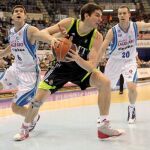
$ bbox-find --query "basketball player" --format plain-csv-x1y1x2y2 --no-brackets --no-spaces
14,3,124,141
0,5,57,133
98,5,150,124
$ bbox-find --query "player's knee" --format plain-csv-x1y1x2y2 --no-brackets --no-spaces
128,83,136,92
11,103,20,114
129,85,136,93
31,101,43,109
101,76,110,89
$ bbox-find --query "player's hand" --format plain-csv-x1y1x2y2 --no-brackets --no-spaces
65,48,79,62
51,37,61,49
0,59,6,68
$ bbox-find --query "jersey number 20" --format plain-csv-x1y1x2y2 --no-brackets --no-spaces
122,51,130,58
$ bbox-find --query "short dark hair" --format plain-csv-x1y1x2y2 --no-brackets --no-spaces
12,5,26,14
118,5,130,13
80,3,102,21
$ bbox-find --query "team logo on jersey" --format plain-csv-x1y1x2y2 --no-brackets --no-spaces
128,35,132,39
69,36,74,41
16,36,20,42
71,33,75,36
118,34,122,37
118,29,121,33
7,82,12,86
17,55,22,61
84,39,88,44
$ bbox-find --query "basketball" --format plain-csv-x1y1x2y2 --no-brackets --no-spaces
52,38,76,61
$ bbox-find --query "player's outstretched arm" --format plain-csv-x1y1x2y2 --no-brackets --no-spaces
27,26,55,45
137,21,150,32
28,18,72,48
40,18,73,46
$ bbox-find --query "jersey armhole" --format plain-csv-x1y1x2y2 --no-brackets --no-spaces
66,18,75,33
89,29,97,50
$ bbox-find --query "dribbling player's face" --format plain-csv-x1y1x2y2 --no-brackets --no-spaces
12,8,26,24
118,8,130,24
88,10,102,28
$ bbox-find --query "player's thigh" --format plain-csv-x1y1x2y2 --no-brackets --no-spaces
0,66,18,89
105,62,122,89
122,62,137,83
89,71,110,89
13,72,38,106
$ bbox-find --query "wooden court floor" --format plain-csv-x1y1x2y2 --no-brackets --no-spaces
0,82,150,117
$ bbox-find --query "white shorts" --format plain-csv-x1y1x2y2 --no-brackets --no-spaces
0,66,40,106
104,58,137,89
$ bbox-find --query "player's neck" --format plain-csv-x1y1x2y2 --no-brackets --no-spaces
14,22,25,32
78,21,93,35
119,22,130,32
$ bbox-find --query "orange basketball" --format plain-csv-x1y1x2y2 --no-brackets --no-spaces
53,38,74,61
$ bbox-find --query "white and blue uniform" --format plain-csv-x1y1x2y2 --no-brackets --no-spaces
1,23,40,106
104,21,138,89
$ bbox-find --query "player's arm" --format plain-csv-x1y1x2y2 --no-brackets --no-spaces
42,18,72,35
136,21,150,32
66,31,103,73
0,45,11,59
27,26,54,45
98,28,113,61
28,18,72,46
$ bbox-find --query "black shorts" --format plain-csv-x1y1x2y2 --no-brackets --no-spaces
40,62,91,93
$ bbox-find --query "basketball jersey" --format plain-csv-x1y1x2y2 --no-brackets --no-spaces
109,21,138,61
67,19,97,60
9,23,38,72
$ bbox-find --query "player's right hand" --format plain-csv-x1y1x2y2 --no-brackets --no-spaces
0,59,6,68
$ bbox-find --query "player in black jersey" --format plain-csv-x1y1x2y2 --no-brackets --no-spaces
14,3,124,141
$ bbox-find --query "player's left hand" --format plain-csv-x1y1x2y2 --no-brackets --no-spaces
65,49,79,62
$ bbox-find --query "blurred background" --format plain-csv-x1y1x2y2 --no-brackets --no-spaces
0,0,150,116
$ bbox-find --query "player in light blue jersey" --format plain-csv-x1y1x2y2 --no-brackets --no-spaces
0,5,58,139
98,5,150,124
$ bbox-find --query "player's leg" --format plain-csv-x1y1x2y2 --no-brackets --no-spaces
123,63,137,124
13,86,49,141
11,70,39,116
127,82,137,124
90,69,124,139
0,66,18,90
25,88,49,124
0,67,28,115
0,67,30,117
119,74,124,94
11,103,28,117
14,64,68,141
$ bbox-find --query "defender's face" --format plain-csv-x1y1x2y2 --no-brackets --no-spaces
87,10,102,28
12,8,26,23
118,8,130,23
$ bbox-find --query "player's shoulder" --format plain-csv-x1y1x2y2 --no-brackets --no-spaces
26,25,40,39
59,17,75,25
27,25,39,32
